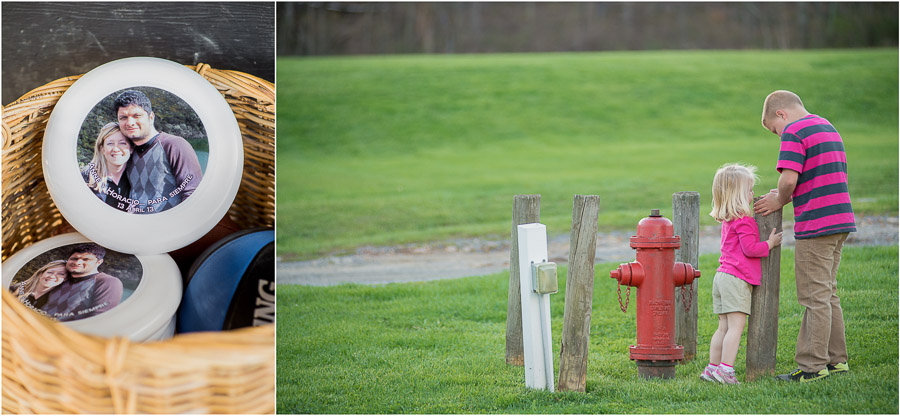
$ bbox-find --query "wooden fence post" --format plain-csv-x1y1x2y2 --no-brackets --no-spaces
507,194,540,366
746,198,782,381
673,191,700,362
557,195,599,392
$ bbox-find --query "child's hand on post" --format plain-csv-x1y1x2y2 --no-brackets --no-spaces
753,190,780,215
766,228,783,250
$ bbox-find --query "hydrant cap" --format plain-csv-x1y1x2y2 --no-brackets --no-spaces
636,214,674,238
631,210,680,248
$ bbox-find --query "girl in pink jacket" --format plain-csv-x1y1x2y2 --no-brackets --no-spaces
700,164,782,384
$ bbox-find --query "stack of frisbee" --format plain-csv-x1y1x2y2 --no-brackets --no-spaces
3,57,246,341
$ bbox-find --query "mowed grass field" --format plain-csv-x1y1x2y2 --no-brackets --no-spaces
277,246,898,414
276,49,898,259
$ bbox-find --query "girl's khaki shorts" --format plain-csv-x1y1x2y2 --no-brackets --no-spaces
711,271,752,315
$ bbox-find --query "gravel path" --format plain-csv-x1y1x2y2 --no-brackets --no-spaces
277,215,898,286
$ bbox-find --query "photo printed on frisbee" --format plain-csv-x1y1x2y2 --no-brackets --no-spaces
7,241,142,323
78,87,208,214
43,57,243,255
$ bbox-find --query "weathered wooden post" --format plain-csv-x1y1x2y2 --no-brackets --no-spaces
507,194,540,366
673,192,700,362
746,197,782,381
557,195,599,392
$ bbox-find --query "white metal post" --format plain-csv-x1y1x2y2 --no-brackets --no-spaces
517,223,555,392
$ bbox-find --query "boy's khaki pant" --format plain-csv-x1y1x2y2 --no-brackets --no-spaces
793,232,850,373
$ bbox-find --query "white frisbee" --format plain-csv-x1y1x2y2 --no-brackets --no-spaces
42,57,243,254
2,233,182,341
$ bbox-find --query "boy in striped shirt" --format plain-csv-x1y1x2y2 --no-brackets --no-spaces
754,90,856,382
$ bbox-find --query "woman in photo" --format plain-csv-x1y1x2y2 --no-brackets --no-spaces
82,122,134,212
11,259,68,311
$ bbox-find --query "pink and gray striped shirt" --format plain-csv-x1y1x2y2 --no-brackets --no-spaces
776,114,856,239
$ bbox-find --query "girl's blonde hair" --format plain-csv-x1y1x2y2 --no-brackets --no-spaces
710,163,758,222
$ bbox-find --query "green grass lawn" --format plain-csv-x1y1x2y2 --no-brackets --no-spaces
276,49,898,259
277,245,898,414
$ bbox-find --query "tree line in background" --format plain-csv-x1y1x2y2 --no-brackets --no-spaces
277,2,898,55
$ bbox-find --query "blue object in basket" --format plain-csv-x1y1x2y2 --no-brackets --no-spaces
177,228,274,333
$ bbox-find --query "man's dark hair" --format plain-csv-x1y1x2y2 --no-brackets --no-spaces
112,89,153,118
68,244,106,260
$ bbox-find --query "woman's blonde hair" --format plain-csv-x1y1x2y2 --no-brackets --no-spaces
710,163,758,222
85,122,129,192
15,259,67,301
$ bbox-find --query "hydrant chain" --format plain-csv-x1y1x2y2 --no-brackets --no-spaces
617,282,630,313
681,284,693,312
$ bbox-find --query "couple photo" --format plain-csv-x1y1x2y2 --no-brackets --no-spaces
79,88,208,214
9,243,136,322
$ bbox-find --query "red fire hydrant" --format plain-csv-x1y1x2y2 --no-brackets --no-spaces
610,209,701,379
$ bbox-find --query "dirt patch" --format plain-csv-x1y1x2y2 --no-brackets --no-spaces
277,215,897,286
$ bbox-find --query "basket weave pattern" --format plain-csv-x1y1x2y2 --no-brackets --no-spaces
1,64,275,414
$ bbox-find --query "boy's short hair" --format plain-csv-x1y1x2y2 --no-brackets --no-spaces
761,90,805,129
68,244,106,260
113,89,153,118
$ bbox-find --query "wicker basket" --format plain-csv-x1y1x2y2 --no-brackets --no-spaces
1,64,275,414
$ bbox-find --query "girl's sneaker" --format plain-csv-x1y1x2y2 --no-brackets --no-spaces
713,367,740,385
699,367,718,382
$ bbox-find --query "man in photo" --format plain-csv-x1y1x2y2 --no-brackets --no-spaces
113,89,204,214
41,244,124,321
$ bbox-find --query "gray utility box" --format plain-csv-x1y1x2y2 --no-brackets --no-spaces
531,261,558,295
